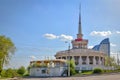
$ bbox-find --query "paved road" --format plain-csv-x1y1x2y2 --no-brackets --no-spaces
22,73,120,80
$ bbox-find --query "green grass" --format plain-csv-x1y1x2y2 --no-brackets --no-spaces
82,71,93,75
72,71,93,77
0,78,7,80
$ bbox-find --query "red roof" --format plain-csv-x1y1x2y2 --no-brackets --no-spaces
75,38,82,41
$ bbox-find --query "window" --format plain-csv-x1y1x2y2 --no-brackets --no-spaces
95,57,99,64
74,56,79,65
89,56,93,64
41,69,46,74
62,57,66,59
82,56,87,64
37,69,39,71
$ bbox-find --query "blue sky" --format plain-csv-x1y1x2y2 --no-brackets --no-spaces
0,0,120,68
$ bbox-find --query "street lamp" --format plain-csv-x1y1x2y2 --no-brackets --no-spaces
117,53,119,65
65,41,71,77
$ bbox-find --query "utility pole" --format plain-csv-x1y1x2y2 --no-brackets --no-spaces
65,41,71,77
68,43,70,77
117,51,120,66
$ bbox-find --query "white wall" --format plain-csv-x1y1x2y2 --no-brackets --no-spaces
30,67,67,77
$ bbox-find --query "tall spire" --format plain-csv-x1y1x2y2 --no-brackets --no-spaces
78,4,82,34
77,4,83,39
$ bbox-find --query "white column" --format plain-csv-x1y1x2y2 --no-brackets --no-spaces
87,56,89,65
99,56,101,65
79,56,82,70
103,57,105,65
101,57,104,65
79,56,82,65
93,56,96,65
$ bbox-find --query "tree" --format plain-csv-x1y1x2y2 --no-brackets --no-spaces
17,66,26,76
0,35,16,75
1,68,19,78
27,66,30,73
67,59,76,76
105,56,117,69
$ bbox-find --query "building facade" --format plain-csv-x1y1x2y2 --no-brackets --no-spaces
29,9,111,77
29,59,67,76
92,38,110,56
55,12,109,70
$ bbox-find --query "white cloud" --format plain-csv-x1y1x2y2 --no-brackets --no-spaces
116,31,120,34
43,33,58,39
59,34,73,41
110,52,116,54
110,43,117,47
110,52,117,58
29,55,37,60
90,31,112,37
88,46,94,49
43,33,73,41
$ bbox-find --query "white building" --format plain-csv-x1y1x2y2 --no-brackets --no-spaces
55,12,109,71
29,9,111,77
29,59,67,77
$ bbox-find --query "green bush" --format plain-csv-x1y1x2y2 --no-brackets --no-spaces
24,73,29,76
103,70,111,73
70,67,76,75
1,70,6,77
75,70,79,73
82,70,92,73
103,69,120,73
93,68,103,74
1,68,19,78
17,66,26,76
